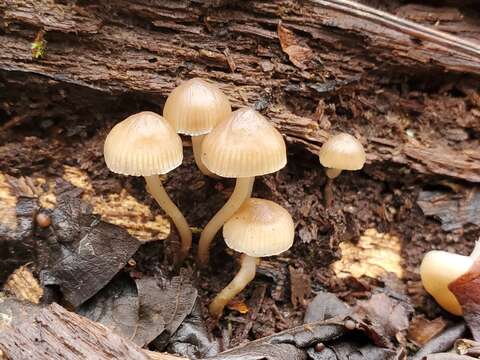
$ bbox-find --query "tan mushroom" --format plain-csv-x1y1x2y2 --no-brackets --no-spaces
163,78,232,177
104,111,191,261
209,198,294,318
318,133,365,206
420,242,480,315
197,107,287,267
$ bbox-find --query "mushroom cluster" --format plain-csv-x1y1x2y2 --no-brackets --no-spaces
103,78,370,319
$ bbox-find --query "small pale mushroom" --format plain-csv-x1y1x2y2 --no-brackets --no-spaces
209,198,295,318
104,111,192,262
420,242,480,315
163,78,232,178
197,107,287,267
318,133,365,206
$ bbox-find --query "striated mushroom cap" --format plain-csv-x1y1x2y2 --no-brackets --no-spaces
163,78,232,136
201,107,286,178
223,198,294,257
104,111,183,176
319,133,366,171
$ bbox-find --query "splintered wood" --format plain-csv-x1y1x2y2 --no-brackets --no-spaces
332,228,403,280
3,266,43,304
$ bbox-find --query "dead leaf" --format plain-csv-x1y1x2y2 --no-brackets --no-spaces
304,292,350,323
38,181,141,307
289,266,311,308
3,265,43,304
132,272,197,347
78,274,139,339
408,316,447,346
354,293,410,347
417,188,480,231
277,21,313,70
449,258,480,341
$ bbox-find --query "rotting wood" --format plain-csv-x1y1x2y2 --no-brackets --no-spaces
0,1,479,182
0,298,187,360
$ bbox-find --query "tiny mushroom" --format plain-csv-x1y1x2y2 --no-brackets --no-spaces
420,242,480,315
104,111,192,261
319,133,366,179
163,78,232,177
197,107,287,267
209,198,295,318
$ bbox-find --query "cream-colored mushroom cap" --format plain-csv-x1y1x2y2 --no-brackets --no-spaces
163,78,232,136
104,111,183,176
223,198,294,257
420,250,473,316
201,107,287,177
319,133,366,170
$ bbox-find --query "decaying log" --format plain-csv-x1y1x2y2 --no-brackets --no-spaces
1,0,479,182
0,298,186,360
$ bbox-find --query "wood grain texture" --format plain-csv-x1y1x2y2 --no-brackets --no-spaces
1,0,479,181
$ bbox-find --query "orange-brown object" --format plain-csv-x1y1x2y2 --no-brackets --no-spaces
35,212,51,228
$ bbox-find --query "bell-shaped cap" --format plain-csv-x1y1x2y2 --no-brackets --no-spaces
223,198,294,257
163,78,232,136
420,250,473,316
319,133,366,170
201,107,286,177
104,111,183,176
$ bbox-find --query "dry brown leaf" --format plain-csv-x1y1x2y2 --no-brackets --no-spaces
289,265,311,308
332,228,403,280
408,316,447,346
449,258,480,341
4,265,43,304
277,21,313,70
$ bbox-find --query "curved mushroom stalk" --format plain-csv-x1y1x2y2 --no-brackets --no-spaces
325,168,342,179
197,176,254,267
145,175,192,262
209,255,259,318
191,135,219,178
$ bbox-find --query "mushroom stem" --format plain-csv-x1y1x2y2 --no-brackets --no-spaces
324,178,334,208
145,175,192,262
191,135,219,178
209,254,259,318
197,176,254,267
326,168,342,179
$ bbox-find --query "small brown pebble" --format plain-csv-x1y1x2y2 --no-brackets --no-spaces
344,319,356,330
314,342,325,352
127,258,136,267
36,212,51,228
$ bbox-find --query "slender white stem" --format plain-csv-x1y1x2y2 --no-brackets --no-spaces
209,254,259,318
197,177,254,267
326,168,342,179
191,135,219,178
144,175,192,262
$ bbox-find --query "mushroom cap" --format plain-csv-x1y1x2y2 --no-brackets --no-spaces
319,133,366,170
420,250,473,316
104,111,183,176
163,78,232,136
201,107,287,177
223,198,294,257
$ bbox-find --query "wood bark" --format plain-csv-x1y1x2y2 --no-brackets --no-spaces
0,298,186,360
1,0,479,182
